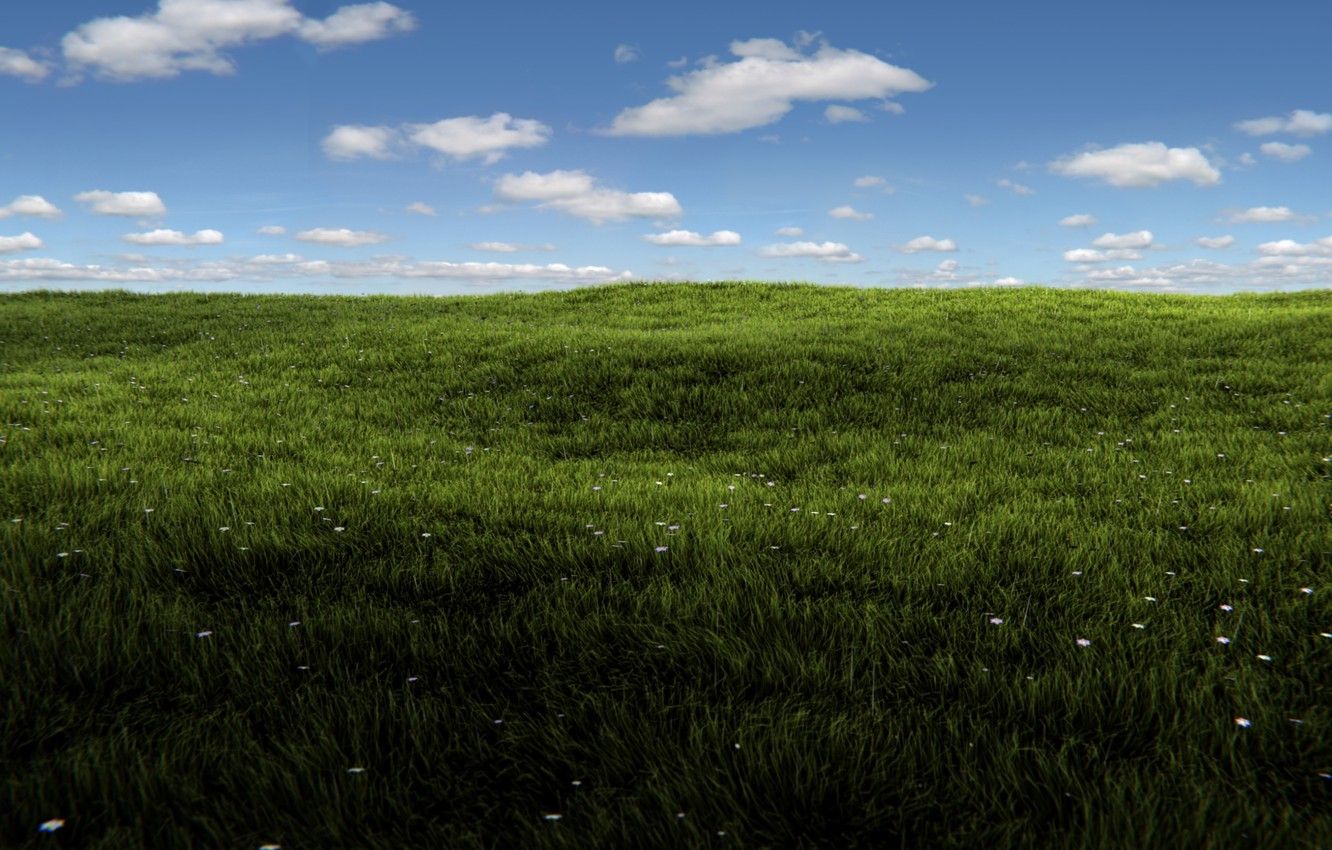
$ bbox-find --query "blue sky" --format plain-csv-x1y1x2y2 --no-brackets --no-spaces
2,0,1330,295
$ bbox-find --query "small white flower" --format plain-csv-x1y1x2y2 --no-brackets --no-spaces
543,813,563,821
346,767,366,773
1256,654,1272,662
1234,717,1251,728
1219,604,1233,612
39,819,65,833
333,526,345,532
655,546,668,553
989,617,1003,625
1216,636,1230,644
1132,623,1146,629
1076,638,1091,647
195,630,212,638
219,526,230,532
1143,596,1157,602
1299,587,1313,595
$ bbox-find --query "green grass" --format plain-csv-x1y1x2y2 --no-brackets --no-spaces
1,282,1329,849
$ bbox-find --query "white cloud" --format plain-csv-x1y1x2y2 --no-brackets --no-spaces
62,0,416,81
469,241,557,253
936,259,959,273
1060,213,1097,228
0,47,52,81
825,104,868,124
900,235,957,253
1064,248,1142,262
0,255,632,285
325,113,551,164
295,227,389,246
993,277,1024,286
606,38,932,136
257,224,286,235
323,125,396,160
1050,142,1220,187
828,205,872,220
759,241,862,262
880,101,905,115
853,175,885,188
123,228,224,246
297,2,416,49
965,194,989,207
406,113,551,164
1092,230,1153,249
1196,235,1235,249
1259,141,1312,162
614,44,639,64
996,178,1034,196
0,195,62,219
776,226,803,237
1237,152,1257,167
248,253,303,264
75,190,166,217
493,169,682,224
1235,109,1332,137
1227,206,1298,223
405,202,436,216
1256,237,1332,256
643,229,741,246
0,232,43,253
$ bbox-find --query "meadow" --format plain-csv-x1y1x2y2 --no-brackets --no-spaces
1,282,1329,849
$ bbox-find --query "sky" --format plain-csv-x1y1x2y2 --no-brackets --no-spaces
1,0,1330,296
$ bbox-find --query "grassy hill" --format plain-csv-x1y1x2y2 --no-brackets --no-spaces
2,283,1329,848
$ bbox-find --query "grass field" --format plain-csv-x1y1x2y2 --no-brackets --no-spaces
2,282,1329,849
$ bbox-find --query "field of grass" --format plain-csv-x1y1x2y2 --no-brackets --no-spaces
2,282,1329,849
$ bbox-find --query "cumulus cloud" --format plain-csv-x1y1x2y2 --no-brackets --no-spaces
257,224,286,235
1259,141,1312,162
828,205,872,220
606,37,932,136
1092,230,1153,249
0,232,43,253
825,104,868,124
993,277,1025,286
759,241,862,263
643,229,741,246
1060,213,1097,228
493,169,682,224
1256,237,1332,256
1196,235,1235,249
996,178,1034,196
295,227,389,246
965,194,989,207
0,47,52,81
405,202,436,216
853,175,888,189
1050,142,1220,187
406,113,551,164
776,226,803,237
0,255,632,285
297,2,415,48
62,0,416,81
324,113,551,164
323,125,396,160
0,195,62,219
75,190,166,217
123,228,224,245
900,235,957,253
469,241,557,253
1235,109,1332,137
614,44,639,64
1227,206,1298,223
1064,248,1143,263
